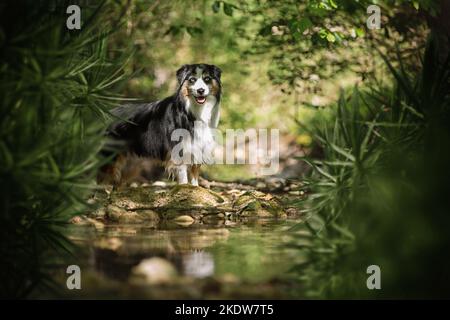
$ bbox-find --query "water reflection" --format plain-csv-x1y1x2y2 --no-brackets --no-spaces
54,219,303,298
182,251,214,278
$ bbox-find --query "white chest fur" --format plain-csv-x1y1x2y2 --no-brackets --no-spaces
185,96,220,164
187,96,219,126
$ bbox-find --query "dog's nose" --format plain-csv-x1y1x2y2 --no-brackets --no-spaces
197,88,205,95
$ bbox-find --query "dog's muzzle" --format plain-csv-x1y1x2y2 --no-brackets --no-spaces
195,96,207,104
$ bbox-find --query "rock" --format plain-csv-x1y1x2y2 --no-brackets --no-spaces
173,215,195,226
107,185,228,220
106,205,124,221
173,215,195,222
285,207,300,216
202,214,223,224
159,185,227,219
69,215,105,229
234,190,284,217
69,215,83,224
224,220,237,226
256,182,266,189
169,185,225,205
89,181,295,224
85,217,106,229
106,204,159,223
264,177,286,190
139,209,160,221
90,207,106,218
131,257,177,284
94,237,122,251
152,181,167,187
198,228,230,237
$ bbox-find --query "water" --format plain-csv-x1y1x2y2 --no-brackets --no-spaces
46,219,304,299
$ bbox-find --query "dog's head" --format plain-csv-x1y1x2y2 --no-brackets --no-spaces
176,64,222,105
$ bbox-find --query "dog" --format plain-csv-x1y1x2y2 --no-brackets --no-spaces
98,63,222,187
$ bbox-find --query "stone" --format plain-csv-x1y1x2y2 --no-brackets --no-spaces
152,181,167,187
106,205,159,223
256,182,266,189
234,190,284,217
94,237,122,250
131,257,177,284
69,215,83,224
130,182,139,188
173,215,195,226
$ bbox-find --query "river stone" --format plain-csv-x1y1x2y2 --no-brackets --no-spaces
234,190,285,217
173,215,195,226
106,204,159,223
94,237,123,251
130,257,178,284
87,183,294,224
69,215,105,229
103,185,229,221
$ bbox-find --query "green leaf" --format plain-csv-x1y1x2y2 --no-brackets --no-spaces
212,1,221,13
223,2,233,16
326,33,336,43
329,0,338,9
186,26,203,37
329,142,356,162
355,27,365,37
298,17,313,33
258,25,272,36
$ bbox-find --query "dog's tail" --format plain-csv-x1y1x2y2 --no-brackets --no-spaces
97,152,128,187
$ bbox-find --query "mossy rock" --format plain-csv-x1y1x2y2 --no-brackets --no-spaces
160,185,227,219
106,204,160,223
234,190,285,217
90,184,288,223
104,185,228,221
109,187,161,210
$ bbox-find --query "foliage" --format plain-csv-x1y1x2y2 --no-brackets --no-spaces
245,0,430,96
0,0,447,299
0,0,127,297
292,34,450,298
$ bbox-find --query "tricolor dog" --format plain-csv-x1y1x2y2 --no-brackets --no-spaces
98,64,222,187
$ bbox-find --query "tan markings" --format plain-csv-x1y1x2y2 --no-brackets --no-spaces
181,81,189,97
189,164,201,181
97,152,127,188
210,79,220,95
98,154,168,188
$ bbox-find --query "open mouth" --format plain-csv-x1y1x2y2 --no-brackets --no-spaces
195,96,207,105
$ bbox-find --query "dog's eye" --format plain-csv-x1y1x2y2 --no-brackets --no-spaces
203,76,211,83
189,77,196,83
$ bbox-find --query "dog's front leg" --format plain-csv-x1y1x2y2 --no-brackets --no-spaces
175,164,188,184
189,164,200,186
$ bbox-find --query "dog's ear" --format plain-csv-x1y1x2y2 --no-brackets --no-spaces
176,64,189,85
212,65,222,81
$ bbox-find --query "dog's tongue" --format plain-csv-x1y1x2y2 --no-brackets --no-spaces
196,96,206,104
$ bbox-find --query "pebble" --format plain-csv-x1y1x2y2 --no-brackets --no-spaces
130,182,139,188
131,257,177,284
173,215,195,223
152,181,167,187
256,182,266,189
